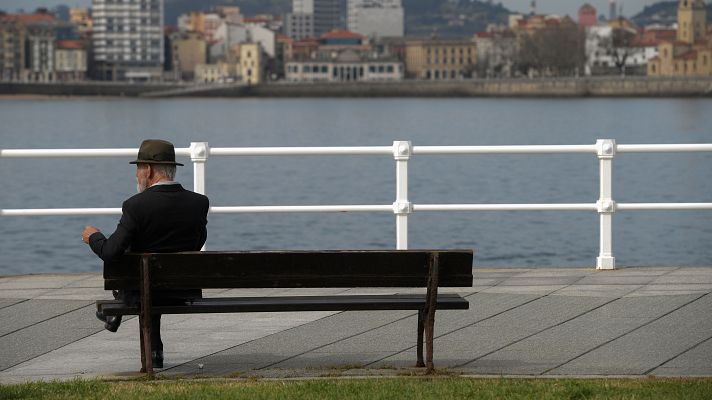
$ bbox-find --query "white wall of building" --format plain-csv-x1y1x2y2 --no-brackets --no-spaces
348,0,403,38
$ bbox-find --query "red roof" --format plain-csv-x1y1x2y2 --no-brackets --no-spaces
276,33,292,42
320,30,364,40
57,40,84,50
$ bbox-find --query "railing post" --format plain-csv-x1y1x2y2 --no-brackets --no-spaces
190,142,209,251
190,142,209,195
393,141,412,250
596,139,616,270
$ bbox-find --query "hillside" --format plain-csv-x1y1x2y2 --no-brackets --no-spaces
631,1,712,26
163,0,512,37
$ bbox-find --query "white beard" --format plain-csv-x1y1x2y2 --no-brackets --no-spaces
137,178,148,193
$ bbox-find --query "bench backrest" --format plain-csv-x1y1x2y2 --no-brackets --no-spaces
104,250,474,290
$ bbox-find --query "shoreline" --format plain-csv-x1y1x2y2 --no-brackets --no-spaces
2,77,712,98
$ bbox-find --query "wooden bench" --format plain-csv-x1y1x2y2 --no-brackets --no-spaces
96,250,474,374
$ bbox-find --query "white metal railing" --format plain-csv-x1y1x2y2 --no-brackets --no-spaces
2,140,711,270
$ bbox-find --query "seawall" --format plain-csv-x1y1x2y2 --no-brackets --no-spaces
2,77,712,98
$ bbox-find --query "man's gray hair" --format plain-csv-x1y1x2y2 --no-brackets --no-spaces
152,164,176,181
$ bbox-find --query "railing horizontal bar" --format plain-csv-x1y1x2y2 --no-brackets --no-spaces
209,147,393,156
414,204,597,211
413,145,596,155
5,203,712,217
0,149,142,158
617,144,712,153
617,203,712,210
1,208,122,216
210,205,393,213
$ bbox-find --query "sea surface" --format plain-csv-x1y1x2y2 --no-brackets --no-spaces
1,97,711,275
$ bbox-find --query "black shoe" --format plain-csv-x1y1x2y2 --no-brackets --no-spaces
104,315,122,333
95,310,122,332
152,350,164,369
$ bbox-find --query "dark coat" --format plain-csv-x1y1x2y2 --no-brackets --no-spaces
89,183,209,261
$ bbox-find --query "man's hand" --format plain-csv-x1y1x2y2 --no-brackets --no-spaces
82,225,100,244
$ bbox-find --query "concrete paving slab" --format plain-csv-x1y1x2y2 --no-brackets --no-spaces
0,299,25,310
651,337,712,376
61,275,103,288
498,276,582,286
652,274,712,284
548,293,712,375
36,288,109,301
163,310,415,377
625,284,712,297
0,304,100,371
576,275,658,285
0,289,52,299
481,285,567,295
552,285,642,297
0,299,92,337
462,295,699,375
0,275,90,290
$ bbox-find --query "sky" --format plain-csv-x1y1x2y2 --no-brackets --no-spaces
0,0,665,19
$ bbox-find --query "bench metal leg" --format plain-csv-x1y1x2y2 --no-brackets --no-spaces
139,256,154,375
416,309,425,367
425,253,439,373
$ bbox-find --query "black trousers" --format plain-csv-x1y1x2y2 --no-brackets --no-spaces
115,289,201,352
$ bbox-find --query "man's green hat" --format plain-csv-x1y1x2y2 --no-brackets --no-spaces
130,139,184,166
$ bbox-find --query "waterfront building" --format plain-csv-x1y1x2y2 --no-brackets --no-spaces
404,39,477,79
194,61,234,83
284,12,314,41
285,49,402,81
55,39,87,81
647,0,712,76
473,28,517,78
69,8,93,34
0,17,26,81
239,42,264,84
171,31,206,81
209,22,276,76
91,0,164,81
177,12,224,43
285,0,341,40
609,0,617,20
347,0,404,38
584,24,654,76
26,22,56,82
275,33,294,79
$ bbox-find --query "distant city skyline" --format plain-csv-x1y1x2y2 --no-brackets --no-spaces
0,0,667,19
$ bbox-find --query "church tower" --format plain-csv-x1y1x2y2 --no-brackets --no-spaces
677,0,707,44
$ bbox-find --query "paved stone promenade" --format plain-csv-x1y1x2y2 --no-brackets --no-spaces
1,267,711,383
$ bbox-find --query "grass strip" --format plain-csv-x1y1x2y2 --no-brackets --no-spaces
1,377,712,400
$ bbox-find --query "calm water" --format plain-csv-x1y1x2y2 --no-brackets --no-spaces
1,97,711,275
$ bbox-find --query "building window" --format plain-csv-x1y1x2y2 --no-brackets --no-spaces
387,65,394,73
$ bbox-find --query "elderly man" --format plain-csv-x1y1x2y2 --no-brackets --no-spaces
82,139,209,369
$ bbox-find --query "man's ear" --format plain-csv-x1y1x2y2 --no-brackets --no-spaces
146,164,153,178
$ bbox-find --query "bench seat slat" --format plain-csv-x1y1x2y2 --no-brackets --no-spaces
98,293,469,315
